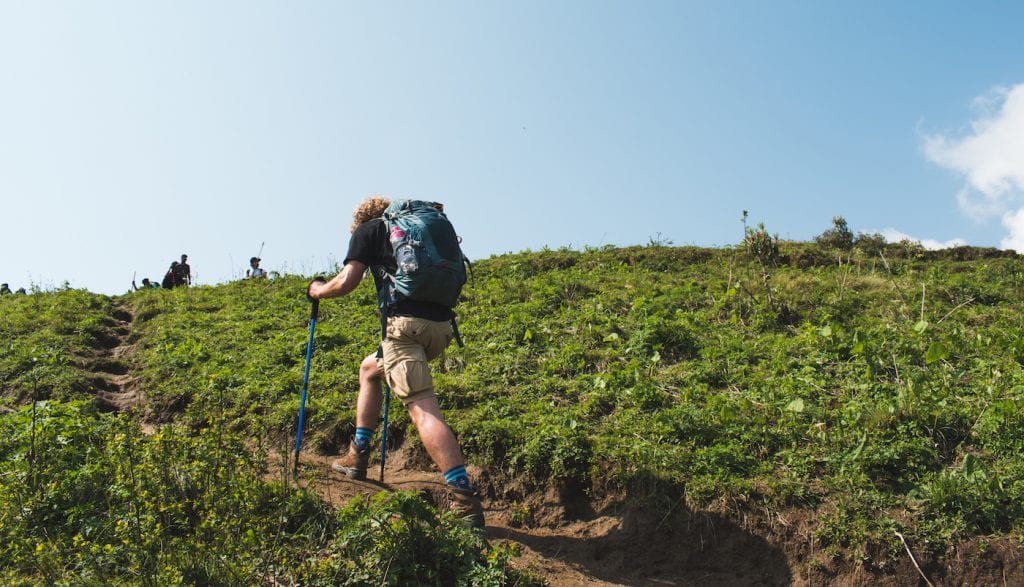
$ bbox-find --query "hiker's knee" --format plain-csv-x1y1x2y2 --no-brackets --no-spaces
406,396,448,431
359,355,381,382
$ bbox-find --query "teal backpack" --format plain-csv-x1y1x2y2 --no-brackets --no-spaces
379,199,468,309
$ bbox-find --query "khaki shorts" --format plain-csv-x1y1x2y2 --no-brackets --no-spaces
377,316,452,405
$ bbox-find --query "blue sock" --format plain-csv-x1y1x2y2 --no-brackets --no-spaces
444,465,473,491
354,427,374,449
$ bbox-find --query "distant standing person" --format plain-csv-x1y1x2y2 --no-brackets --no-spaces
246,257,266,278
307,196,482,527
176,254,192,286
0,283,11,295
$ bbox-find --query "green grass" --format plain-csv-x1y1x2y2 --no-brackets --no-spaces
3,241,1024,580
0,401,534,585
0,288,122,405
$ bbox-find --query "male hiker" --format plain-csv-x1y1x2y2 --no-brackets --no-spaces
246,257,266,278
307,195,484,528
176,254,192,286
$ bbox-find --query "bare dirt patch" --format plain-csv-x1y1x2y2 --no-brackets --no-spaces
81,305,144,412
281,448,792,586
274,445,1023,586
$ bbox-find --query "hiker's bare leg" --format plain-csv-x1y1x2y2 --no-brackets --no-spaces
355,354,383,429
406,395,465,473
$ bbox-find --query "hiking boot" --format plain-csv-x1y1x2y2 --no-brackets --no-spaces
331,437,370,480
448,486,485,529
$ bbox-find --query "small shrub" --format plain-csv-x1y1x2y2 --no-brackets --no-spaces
854,232,887,256
512,422,593,485
815,216,854,250
743,222,780,266
888,239,926,259
915,455,1021,534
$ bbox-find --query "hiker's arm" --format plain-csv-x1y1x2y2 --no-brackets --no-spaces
309,260,366,300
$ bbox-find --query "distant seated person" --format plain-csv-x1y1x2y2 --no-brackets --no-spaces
0,283,11,295
246,257,266,278
176,254,192,286
132,277,159,291
15,287,26,295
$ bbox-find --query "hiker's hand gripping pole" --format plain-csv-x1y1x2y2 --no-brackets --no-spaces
293,279,324,479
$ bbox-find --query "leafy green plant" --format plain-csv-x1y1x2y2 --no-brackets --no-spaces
815,216,855,250
854,231,887,256
743,222,781,267
0,402,534,585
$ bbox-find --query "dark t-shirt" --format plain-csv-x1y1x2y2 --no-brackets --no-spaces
345,218,454,321
175,263,191,285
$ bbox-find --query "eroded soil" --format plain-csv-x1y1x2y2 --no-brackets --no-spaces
91,424,1013,586
279,447,1022,587
81,305,144,411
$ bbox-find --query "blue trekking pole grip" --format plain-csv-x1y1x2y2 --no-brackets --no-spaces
293,297,319,479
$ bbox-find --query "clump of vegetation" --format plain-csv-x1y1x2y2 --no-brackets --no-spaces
815,216,854,250
741,211,780,266
853,231,887,256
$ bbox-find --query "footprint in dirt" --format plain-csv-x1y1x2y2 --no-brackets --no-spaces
85,306,143,411
285,451,452,510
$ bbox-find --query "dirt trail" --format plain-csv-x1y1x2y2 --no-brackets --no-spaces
284,448,1024,586
284,450,627,586
84,305,143,411
283,449,795,586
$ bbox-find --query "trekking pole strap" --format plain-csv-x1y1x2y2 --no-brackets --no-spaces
379,306,389,345
451,316,464,348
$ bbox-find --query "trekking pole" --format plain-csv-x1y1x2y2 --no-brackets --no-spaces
292,295,319,479
380,382,391,482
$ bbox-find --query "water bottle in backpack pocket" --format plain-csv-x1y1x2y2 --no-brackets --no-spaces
391,227,420,274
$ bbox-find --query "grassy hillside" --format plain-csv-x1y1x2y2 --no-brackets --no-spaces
2,241,1024,582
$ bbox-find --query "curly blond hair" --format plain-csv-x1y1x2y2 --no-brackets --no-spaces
350,195,391,233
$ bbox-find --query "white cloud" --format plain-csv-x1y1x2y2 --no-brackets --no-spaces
1000,209,1024,252
924,84,1024,223
877,228,966,251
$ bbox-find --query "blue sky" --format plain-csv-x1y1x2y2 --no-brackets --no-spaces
2,1,1024,295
